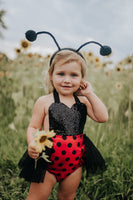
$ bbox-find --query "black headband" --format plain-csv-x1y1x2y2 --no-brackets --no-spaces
25,30,112,65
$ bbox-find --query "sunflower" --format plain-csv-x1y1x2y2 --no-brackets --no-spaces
116,66,122,72
94,57,100,63
21,40,31,49
126,57,132,64
105,71,110,76
15,48,21,54
46,54,51,59
88,52,93,57
27,53,33,58
34,129,55,153
115,82,122,89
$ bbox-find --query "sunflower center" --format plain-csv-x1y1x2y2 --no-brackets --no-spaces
39,136,47,143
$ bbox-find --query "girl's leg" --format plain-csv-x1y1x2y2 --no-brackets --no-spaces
26,171,57,200
58,167,82,200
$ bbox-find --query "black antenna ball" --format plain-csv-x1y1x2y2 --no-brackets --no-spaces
25,30,37,42
100,45,112,56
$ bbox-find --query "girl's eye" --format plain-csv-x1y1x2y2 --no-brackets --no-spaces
58,72,64,76
71,73,78,77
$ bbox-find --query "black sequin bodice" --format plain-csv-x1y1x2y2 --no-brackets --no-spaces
49,89,87,135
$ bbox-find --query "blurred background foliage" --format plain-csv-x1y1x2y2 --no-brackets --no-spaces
0,40,133,199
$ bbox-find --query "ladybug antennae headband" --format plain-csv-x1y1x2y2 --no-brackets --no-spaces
25,30,112,65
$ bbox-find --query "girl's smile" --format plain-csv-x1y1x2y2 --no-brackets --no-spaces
51,61,82,96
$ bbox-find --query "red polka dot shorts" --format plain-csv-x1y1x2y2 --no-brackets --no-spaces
47,134,85,182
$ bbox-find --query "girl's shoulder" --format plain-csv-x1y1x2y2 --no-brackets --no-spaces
32,93,54,116
35,93,54,112
36,93,53,105
36,93,52,102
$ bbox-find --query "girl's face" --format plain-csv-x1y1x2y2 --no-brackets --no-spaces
51,61,82,96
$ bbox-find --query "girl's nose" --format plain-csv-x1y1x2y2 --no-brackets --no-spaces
64,76,71,83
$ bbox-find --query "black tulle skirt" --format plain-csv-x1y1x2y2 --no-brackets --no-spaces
83,134,107,175
18,134,107,183
18,148,52,183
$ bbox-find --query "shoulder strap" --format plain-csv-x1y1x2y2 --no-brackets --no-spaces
53,89,60,103
73,94,80,104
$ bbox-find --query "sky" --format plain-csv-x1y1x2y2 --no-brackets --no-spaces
0,0,133,64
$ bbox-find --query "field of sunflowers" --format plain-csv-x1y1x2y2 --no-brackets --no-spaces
0,40,133,199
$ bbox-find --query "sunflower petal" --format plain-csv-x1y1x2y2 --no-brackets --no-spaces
42,145,46,151
45,139,53,148
47,130,56,138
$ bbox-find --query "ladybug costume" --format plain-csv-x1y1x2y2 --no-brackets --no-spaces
19,89,107,183
47,89,86,182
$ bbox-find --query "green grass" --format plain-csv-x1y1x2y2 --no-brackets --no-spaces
0,51,133,199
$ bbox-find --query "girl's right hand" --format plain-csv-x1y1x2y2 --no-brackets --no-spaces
28,141,39,159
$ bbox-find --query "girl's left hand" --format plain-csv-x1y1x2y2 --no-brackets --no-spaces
77,81,93,96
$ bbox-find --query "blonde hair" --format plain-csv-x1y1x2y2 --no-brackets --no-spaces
45,50,87,93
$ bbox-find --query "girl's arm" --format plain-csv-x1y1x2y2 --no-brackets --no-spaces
79,81,108,123
27,96,46,159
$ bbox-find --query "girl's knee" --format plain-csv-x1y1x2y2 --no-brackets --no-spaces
26,191,49,200
27,190,52,200
58,191,75,200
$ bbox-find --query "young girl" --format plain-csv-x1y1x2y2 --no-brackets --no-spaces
20,49,108,200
